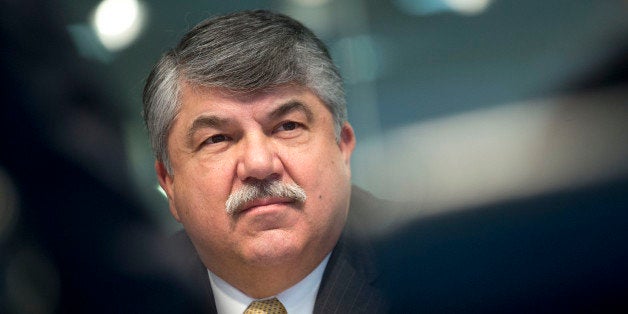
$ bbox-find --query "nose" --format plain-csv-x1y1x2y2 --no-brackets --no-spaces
236,133,282,182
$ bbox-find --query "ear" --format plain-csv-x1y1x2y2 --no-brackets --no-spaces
155,160,181,222
338,122,356,167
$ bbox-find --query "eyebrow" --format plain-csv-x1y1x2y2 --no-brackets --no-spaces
186,115,230,147
268,100,314,123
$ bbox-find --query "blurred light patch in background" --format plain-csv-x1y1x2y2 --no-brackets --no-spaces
332,35,381,84
353,85,628,230
288,0,333,7
394,0,493,15
92,0,146,51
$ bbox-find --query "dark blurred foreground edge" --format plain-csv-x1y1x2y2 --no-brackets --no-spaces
376,177,628,313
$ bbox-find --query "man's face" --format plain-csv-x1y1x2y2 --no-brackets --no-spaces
156,83,355,275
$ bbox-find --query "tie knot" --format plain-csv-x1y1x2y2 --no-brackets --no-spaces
244,297,287,314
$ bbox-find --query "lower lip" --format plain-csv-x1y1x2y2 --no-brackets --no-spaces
239,201,293,215
238,202,297,229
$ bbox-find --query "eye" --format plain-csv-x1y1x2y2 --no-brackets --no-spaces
203,134,229,145
275,121,300,132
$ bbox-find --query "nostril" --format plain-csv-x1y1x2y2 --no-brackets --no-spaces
243,173,280,185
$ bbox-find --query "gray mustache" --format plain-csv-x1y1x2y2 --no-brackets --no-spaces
225,180,307,215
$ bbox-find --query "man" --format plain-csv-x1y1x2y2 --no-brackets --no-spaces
143,10,389,313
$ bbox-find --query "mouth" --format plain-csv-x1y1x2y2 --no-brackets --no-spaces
236,197,295,215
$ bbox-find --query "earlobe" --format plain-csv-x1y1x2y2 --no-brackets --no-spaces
339,122,356,165
155,160,182,222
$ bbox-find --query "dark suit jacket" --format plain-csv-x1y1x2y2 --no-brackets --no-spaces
163,187,391,313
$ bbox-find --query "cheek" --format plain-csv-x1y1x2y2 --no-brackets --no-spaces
191,153,236,185
284,140,348,198
174,160,235,222
173,170,233,252
281,145,325,187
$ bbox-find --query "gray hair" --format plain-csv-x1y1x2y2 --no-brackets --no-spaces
143,10,346,173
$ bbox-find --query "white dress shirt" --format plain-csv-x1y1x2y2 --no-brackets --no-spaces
208,254,331,314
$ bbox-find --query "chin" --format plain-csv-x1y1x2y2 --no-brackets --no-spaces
242,230,303,265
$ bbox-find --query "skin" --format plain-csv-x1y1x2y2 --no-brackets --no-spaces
156,82,356,298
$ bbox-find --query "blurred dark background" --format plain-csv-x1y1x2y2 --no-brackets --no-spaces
1,0,627,313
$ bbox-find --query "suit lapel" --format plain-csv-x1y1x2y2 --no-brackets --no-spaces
313,188,390,313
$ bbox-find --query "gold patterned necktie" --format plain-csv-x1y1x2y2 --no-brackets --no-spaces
243,297,287,314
